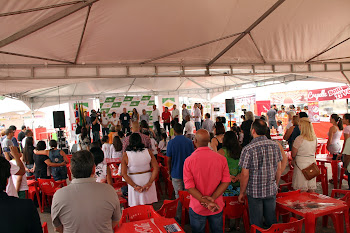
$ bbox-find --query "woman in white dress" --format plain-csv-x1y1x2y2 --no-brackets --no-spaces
327,114,343,156
292,117,317,192
121,133,159,207
110,136,123,159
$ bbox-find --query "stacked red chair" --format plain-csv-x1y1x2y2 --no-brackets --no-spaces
157,199,180,218
37,178,63,213
120,205,161,223
251,217,303,233
223,196,250,233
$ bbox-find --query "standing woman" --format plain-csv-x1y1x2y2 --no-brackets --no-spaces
241,111,254,147
22,137,35,176
78,127,91,151
121,133,159,207
327,114,343,157
131,108,140,123
292,118,317,192
210,122,225,152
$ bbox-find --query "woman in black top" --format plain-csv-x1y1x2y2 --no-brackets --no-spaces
241,111,254,147
22,137,35,176
210,122,225,152
33,141,65,179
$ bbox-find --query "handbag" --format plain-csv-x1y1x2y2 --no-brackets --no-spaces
295,162,320,180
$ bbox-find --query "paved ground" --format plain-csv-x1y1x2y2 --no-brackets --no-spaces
38,165,347,232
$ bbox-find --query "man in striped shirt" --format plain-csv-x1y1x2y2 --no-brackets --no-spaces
238,119,282,229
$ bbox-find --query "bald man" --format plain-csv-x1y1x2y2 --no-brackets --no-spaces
122,122,151,152
183,129,231,233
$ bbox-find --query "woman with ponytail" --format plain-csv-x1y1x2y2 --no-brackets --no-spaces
327,114,343,157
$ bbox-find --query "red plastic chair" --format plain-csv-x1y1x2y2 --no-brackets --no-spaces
37,178,62,213
160,165,170,196
166,178,174,199
223,196,250,233
42,222,48,233
120,205,161,223
251,217,303,233
276,190,300,222
316,164,328,196
279,170,293,192
179,190,191,228
157,199,180,218
339,166,349,189
66,164,72,181
26,180,41,211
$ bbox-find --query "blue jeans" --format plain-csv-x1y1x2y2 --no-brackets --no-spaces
189,208,223,233
172,178,184,222
195,122,201,131
247,195,277,229
102,127,109,136
92,131,100,142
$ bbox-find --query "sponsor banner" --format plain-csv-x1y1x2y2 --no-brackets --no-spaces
124,96,133,101
162,98,176,111
308,86,350,102
235,94,256,112
256,100,271,116
308,102,320,123
270,90,308,105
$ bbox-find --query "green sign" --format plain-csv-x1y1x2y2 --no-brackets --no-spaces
130,101,140,107
100,108,110,113
141,96,151,101
0,96,5,100
148,100,155,106
105,97,116,103
162,97,175,103
112,102,122,108
146,111,152,116
124,96,133,101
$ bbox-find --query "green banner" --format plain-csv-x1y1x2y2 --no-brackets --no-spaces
124,96,133,101
112,102,122,108
130,101,140,107
105,97,116,103
100,108,111,113
141,96,151,101
148,100,155,106
0,96,5,101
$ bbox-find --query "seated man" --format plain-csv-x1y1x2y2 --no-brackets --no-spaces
51,150,121,233
0,156,42,233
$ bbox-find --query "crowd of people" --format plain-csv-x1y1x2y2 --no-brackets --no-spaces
2,102,350,233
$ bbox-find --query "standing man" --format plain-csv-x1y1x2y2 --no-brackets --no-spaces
152,105,161,137
101,111,110,136
182,104,190,129
122,122,152,152
110,112,119,128
238,119,282,229
183,129,231,233
267,105,278,130
202,113,214,134
162,107,171,134
21,129,35,148
172,105,180,124
193,104,202,131
90,110,101,142
17,125,26,151
51,150,121,233
8,125,19,149
119,108,131,134
167,123,194,222
140,109,150,124
2,129,14,161
84,111,91,138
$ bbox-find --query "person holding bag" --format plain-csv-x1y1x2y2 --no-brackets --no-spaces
291,117,318,192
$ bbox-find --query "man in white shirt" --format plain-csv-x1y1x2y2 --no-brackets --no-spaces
152,105,161,137
184,115,195,140
110,112,119,129
193,103,202,131
202,113,214,133
172,104,180,124
101,111,110,136
140,109,150,123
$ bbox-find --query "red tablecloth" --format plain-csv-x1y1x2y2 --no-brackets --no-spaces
277,192,349,233
116,217,184,232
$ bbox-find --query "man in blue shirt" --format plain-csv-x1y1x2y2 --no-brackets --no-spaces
167,123,194,222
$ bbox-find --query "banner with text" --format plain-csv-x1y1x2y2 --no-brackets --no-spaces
270,90,308,105
308,86,350,102
308,101,320,123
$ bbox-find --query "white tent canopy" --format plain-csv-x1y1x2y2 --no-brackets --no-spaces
1,0,350,108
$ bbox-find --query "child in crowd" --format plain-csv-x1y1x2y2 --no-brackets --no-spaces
277,120,283,135
169,120,175,140
101,136,111,159
90,147,112,185
158,133,168,154
110,136,123,159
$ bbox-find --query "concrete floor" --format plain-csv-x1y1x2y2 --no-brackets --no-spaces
39,172,348,233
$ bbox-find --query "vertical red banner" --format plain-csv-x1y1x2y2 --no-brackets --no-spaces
308,102,320,123
256,100,271,116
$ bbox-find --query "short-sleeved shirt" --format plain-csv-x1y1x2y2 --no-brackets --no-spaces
267,109,277,122
172,109,180,119
167,135,194,179
110,116,119,126
1,137,13,152
344,125,350,136
122,132,151,152
193,108,201,123
185,121,194,135
202,119,214,133
162,112,171,123
140,114,150,123
182,109,190,120
151,109,160,122
85,116,91,126
288,125,300,148
52,178,121,233
119,113,130,126
101,116,110,127
6,162,20,197
11,137,19,147
33,153,50,179
17,131,25,142
239,136,282,198
91,116,100,132
183,147,231,216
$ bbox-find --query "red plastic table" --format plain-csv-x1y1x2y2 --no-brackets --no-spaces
316,154,340,189
115,217,185,232
106,158,122,165
276,192,350,233
271,135,284,141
